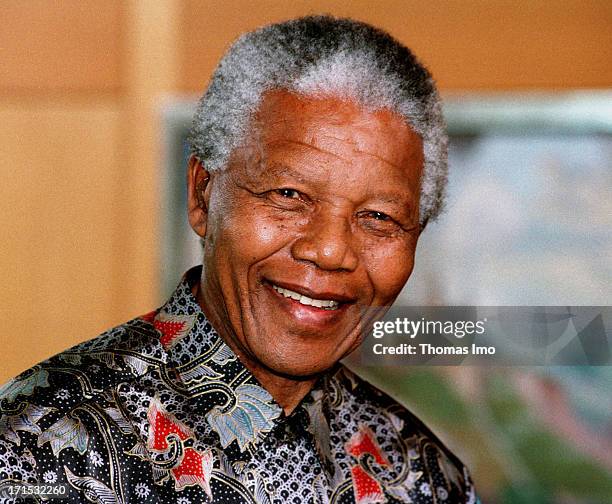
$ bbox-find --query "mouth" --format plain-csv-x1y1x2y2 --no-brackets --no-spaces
270,284,340,310
264,279,356,315
261,279,359,334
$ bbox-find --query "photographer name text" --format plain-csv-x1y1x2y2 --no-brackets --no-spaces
370,317,495,356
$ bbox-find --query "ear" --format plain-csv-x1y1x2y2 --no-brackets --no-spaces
186,156,212,238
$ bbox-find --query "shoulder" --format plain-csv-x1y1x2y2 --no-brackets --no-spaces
0,313,164,414
341,366,465,463
328,365,477,502
0,314,164,494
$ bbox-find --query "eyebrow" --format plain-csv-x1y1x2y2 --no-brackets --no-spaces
261,161,310,184
372,192,419,216
371,194,414,205
263,162,418,201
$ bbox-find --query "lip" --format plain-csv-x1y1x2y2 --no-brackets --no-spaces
263,279,356,329
265,279,357,303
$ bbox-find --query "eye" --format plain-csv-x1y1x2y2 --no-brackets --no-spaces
275,188,300,199
369,211,391,221
264,187,309,211
358,210,403,236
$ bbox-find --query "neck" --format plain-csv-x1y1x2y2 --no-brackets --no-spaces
191,279,317,415
247,366,317,416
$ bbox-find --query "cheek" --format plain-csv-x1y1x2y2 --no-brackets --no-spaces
213,202,299,266
364,239,417,302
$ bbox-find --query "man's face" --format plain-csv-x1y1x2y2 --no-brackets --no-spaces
190,90,423,378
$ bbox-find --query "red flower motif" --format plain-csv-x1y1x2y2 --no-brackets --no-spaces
150,313,195,349
171,447,213,497
350,465,385,504
146,399,214,498
345,425,388,466
147,399,192,452
346,425,389,504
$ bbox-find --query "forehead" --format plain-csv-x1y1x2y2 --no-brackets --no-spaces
250,89,421,163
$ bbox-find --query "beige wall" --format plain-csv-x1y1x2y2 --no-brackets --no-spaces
1,0,611,383
181,0,612,91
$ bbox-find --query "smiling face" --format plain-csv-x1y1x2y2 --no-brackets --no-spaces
188,90,424,379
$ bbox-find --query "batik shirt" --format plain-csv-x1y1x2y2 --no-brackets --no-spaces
0,267,478,503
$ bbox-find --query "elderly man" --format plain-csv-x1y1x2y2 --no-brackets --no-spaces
0,16,477,504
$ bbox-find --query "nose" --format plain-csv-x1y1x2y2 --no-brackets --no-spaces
290,212,359,272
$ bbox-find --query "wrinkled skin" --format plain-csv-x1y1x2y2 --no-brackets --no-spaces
187,90,424,412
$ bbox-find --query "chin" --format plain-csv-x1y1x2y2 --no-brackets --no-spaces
246,318,361,379
262,353,338,380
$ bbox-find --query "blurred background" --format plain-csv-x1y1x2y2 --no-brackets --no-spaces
1,1,611,502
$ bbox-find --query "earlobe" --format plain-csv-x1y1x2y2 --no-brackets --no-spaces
187,156,211,238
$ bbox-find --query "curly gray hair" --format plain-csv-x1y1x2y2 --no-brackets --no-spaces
188,15,448,227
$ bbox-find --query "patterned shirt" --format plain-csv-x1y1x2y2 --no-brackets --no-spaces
0,267,478,503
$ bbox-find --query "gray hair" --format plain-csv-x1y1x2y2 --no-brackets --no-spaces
188,15,447,226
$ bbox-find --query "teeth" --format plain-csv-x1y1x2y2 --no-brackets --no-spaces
272,284,340,310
